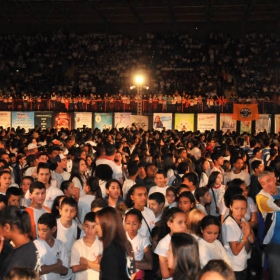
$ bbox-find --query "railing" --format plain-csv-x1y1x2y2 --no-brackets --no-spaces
3,99,275,114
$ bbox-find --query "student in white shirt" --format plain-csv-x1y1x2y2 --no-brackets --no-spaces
122,161,138,200
198,215,231,268
34,213,68,280
194,187,211,215
148,192,165,225
124,209,153,279
148,171,169,205
222,194,255,280
71,212,103,280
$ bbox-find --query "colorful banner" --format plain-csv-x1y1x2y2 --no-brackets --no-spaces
0,112,11,129
255,114,271,133
275,115,280,133
74,112,92,129
130,115,149,131
54,112,72,130
153,113,172,131
94,113,113,130
240,121,252,134
233,103,259,121
114,112,131,129
174,114,194,132
197,114,217,132
12,111,34,131
220,114,237,132
35,112,53,129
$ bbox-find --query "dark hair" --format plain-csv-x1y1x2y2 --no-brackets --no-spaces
178,191,196,207
6,187,21,200
21,176,34,187
177,161,190,174
194,187,209,202
105,144,116,156
105,179,122,190
5,267,40,280
223,186,243,208
0,205,31,234
38,213,57,229
166,186,177,196
229,194,247,207
194,157,208,183
200,215,220,231
37,163,50,174
60,180,72,194
251,160,263,171
124,208,142,223
125,184,147,208
51,195,66,219
0,194,7,206
86,177,102,198
207,171,221,189
156,170,167,178
0,170,11,177
96,207,133,256
148,192,165,205
84,211,96,223
183,172,198,186
127,161,139,176
171,232,201,280
95,164,113,181
91,197,108,211
199,260,235,280
69,158,86,187
60,196,78,211
29,181,46,194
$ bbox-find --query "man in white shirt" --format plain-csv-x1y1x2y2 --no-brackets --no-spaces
51,154,71,189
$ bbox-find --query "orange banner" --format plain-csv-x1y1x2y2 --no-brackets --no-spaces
233,104,259,121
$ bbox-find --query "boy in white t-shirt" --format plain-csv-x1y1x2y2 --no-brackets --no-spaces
71,212,103,280
148,171,169,204
194,187,211,215
148,192,165,225
34,213,68,280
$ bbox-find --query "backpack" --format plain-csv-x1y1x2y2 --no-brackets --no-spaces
171,173,183,187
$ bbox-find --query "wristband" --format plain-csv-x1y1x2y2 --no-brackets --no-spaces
241,238,247,244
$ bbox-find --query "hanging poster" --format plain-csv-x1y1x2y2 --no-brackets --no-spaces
275,114,280,133
220,114,237,132
174,114,194,132
54,112,72,130
74,112,92,129
35,112,53,129
130,115,149,130
240,121,252,134
114,112,131,129
197,114,217,132
12,111,34,131
94,113,113,130
256,114,271,133
153,113,172,131
0,112,11,129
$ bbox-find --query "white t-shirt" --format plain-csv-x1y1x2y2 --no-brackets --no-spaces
122,179,135,200
95,158,119,180
209,185,225,216
190,147,201,160
222,216,248,271
196,203,208,215
224,171,250,187
198,238,232,268
34,238,69,280
148,185,169,206
139,207,156,238
45,185,64,209
72,176,86,197
71,238,103,280
154,234,172,280
199,172,209,188
51,171,71,189
78,194,95,223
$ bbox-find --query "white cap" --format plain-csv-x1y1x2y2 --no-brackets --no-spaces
27,143,38,150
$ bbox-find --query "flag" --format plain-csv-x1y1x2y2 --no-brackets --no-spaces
233,104,259,121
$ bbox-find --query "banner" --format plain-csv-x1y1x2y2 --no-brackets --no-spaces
35,112,53,129
153,113,172,131
197,114,217,132
275,114,280,133
94,113,113,130
240,121,252,134
256,114,271,133
174,114,194,132
74,112,92,129
12,111,34,131
54,112,72,130
220,114,237,132
114,112,131,129
233,103,259,121
130,115,149,131
0,112,11,129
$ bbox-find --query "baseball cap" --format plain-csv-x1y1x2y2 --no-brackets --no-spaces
27,143,38,150
54,154,67,163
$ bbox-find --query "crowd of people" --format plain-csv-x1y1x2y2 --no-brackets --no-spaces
0,124,280,280
0,32,280,114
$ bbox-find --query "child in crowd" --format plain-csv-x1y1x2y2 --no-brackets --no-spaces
182,172,198,195
154,207,187,280
122,161,138,200
194,187,211,215
25,181,51,239
222,194,255,280
104,179,124,207
78,176,102,223
187,209,206,239
124,209,153,280
71,212,103,280
34,213,68,280
177,184,190,196
148,170,169,205
0,193,7,210
6,187,21,208
20,176,33,208
51,195,66,219
0,170,12,195
60,180,76,198
178,191,196,220
148,192,165,225
91,198,108,212
198,215,231,268
56,197,80,280
165,186,177,207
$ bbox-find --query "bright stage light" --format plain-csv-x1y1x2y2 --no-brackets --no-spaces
135,75,144,85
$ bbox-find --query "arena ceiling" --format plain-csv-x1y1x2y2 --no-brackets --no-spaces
1,0,280,26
